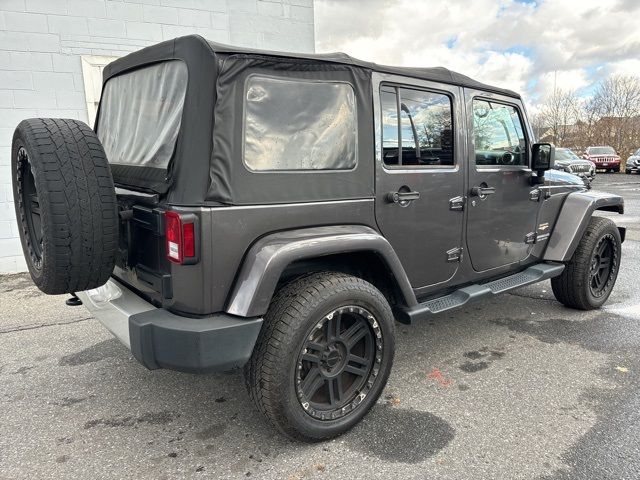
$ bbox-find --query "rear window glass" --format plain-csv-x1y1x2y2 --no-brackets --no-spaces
243,76,357,171
97,60,188,169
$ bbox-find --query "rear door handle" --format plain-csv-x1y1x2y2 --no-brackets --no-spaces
386,190,420,204
470,185,496,197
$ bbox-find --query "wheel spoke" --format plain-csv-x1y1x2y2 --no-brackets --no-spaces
301,352,321,364
300,366,324,399
306,341,326,352
592,273,602,289
344,354,370,376
30,195,41,216
597,240,609,256
599,257,611,269
325,311,342,341
342,321,368,348
328,377,343,406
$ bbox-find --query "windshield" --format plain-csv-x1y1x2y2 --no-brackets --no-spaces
635,148,640,156
589,146,615,155
555,148,581,161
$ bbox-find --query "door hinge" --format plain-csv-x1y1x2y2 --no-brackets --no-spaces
449,196,464,211
524,232,537,244
446,247,463,262
529,189,541,201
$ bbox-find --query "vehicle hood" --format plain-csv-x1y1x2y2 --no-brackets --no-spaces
545,169,585,186
555,159,593,167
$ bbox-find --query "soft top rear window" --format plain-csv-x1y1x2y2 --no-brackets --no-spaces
97,60,188,170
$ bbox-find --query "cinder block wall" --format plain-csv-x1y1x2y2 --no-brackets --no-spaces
0,0,315,273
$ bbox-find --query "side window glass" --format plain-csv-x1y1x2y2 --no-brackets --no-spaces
472,99,527,166
381,85,454,167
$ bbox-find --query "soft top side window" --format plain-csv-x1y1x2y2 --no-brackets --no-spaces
381,84,454,168
243,75,357,172
472,99,527,167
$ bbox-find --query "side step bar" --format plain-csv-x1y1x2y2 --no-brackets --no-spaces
396,263,565,324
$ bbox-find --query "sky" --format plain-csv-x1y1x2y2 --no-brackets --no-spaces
313,0,640,113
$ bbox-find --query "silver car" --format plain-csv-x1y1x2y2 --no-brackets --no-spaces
625,148,640,174
553,148,596,183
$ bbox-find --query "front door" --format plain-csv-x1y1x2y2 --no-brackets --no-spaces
464,91,539,272
374,74,465,289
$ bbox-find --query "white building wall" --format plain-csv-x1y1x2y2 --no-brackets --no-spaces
0,0,315,273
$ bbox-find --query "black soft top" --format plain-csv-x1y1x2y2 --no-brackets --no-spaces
104,35,520,98
99,35,520,205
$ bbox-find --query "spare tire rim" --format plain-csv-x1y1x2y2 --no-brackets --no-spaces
589,233,617,298
295,306,382,421
16,147,43,269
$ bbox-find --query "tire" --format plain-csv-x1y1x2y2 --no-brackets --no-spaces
551,216,621,310
11,118,118,295
244,272,395,442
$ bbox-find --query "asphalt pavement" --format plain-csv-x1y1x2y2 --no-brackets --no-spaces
1,173,639,480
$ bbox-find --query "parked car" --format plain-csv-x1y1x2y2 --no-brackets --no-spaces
583,146,621,172
625,148,640,174
10,36,625,442
552,148,595,184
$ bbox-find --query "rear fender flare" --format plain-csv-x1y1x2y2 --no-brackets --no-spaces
226,226,417,318
543,190,625,262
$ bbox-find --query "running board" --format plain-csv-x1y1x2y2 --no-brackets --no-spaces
396,263,565,325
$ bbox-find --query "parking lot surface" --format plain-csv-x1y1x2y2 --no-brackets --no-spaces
1,173,639,480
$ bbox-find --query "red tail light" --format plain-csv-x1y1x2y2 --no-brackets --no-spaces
164,211,197,264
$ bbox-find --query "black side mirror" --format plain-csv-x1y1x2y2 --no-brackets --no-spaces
531,143,554,184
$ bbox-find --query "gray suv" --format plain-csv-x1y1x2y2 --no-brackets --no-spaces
10,36,625,441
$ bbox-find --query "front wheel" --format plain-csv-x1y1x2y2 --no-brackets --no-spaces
244,272,395,441
551,216,621,310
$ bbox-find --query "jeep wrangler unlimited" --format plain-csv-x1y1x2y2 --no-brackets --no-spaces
11,36,625,442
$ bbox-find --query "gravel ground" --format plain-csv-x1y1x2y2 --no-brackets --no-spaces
1,173,639,480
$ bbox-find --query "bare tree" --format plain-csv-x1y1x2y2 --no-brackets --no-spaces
536,89,583,147
587,75,640,156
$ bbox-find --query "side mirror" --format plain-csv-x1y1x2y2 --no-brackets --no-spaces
531,143,554,184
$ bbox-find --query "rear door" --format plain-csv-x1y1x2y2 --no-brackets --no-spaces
374,73,465,289
464,90,540,272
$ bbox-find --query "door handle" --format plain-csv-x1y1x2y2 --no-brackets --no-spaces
386,190,420,204
470,185,496,197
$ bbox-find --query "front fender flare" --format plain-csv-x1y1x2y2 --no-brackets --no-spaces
543,190,624,262
226,225,417,318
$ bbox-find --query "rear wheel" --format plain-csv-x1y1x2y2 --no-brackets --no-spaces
12,118,118,294
244,272,395,441
551,216,621,310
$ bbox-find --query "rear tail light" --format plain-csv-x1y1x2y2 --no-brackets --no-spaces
164,211,198,264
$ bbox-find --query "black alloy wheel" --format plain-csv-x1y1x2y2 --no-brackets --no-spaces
588,233,617,298
295,305,382,421
15,147,43,269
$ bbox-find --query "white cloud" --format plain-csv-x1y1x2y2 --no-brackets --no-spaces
314,0,640,109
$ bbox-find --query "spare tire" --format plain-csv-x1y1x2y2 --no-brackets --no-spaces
11,118,118,295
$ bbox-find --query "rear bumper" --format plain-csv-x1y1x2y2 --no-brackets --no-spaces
77,279,263,373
